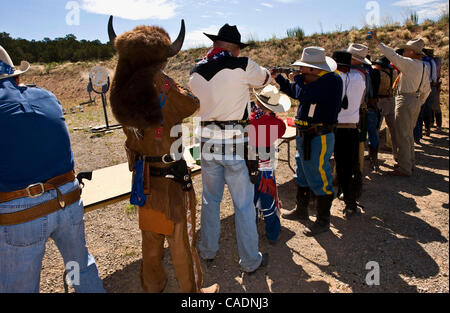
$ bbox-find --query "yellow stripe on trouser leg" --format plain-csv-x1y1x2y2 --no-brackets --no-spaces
319,135,333,195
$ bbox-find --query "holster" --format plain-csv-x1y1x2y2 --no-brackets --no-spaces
358,107,368,143
303,131,313,161
145,160,194,192
169,160,194,192
296,125,335,161
244,144,259,185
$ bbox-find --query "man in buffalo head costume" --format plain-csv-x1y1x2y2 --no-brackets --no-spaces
108,16,218,293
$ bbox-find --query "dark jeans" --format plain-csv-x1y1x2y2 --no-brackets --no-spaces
334,128,360,207
414,96,433,140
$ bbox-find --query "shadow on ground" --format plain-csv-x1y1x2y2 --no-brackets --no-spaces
103,128,448,293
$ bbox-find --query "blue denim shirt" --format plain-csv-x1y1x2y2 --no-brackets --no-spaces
0,78,74,192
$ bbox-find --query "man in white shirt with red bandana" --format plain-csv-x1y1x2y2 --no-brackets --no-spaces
190,24,270,274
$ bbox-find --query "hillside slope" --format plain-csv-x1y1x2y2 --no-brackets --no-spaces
22,21,449,116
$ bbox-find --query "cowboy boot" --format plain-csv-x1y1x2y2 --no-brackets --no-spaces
304,194,333,237
343,173,362,219
368,146,379,171
435,112,442,130
281,185,310,221
343,199,359,220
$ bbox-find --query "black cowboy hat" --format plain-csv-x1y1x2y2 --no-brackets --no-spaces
423,47,434,57
204,24,248,49
332,50,352,68
373,56,391,68
395,48,404,56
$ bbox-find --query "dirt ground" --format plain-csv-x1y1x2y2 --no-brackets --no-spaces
36,103,449,293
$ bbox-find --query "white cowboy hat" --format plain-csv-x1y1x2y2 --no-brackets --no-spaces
398,38,426,55
0,45,30,80
292,46,337,73
347,43,372,65
254,85,291,113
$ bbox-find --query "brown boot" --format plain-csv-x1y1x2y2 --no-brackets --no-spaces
200,283,220,293
281,185,310,221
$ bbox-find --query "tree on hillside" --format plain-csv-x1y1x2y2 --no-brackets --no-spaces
0,33,115,64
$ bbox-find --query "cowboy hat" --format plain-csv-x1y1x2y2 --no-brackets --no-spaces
423,47,434,57
292,46,337,72
347,43,372,65
373,56,391,68
398,38,425,55
253,85,291,113
332,50,352,68
204,24,248,49
0,45,30,80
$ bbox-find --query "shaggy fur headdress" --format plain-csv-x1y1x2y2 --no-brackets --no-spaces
108,17,185,129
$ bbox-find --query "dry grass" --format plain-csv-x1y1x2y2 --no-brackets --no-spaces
21,20,449,122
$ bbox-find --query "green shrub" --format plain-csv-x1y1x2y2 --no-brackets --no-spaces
405,11,419,27
287,27,305,41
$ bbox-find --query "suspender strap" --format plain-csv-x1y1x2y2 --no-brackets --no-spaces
416,63,425,94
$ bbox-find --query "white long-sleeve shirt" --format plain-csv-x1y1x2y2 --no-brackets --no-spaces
337,69,366,124
377,43,431,104
190,56,270,139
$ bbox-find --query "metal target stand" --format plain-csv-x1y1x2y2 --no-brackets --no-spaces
88,66,122,133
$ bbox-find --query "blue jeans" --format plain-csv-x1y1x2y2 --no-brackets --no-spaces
0,180,105,293
198,155,263,273
367,109,379,149
295,133,335,196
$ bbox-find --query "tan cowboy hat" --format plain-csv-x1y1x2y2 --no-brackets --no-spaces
254,85,291,113
347,43,372,65
0,45,30,80
398,38,425,55
292,46,337,72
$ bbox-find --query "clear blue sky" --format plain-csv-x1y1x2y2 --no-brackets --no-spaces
1,0,447,49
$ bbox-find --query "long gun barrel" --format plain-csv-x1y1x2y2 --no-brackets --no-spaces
270,67,296,75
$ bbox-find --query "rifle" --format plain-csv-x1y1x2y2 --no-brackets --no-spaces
270,67,297,75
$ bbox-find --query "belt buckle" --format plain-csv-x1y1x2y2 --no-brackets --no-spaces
26,183,45,198
162,154,177,164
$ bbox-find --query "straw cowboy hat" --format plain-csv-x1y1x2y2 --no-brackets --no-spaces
347,43,372,65
398,38,425,55
204,24,248,49
292,46,337,72
0,45,30,80
254,85,291,113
